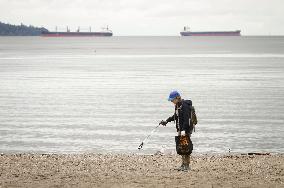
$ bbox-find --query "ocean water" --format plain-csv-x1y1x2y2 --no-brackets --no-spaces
0,36,283,154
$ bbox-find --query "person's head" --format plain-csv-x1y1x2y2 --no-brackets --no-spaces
168,90,181,105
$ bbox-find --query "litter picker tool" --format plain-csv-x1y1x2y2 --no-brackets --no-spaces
138,123,161,150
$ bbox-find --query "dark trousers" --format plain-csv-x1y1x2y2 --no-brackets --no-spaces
182,155,190,165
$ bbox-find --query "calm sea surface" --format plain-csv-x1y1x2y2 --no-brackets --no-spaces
0,36,283,154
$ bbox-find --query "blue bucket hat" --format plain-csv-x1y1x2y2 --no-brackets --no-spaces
168,90,180,101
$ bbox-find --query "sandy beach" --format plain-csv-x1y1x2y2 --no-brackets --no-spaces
0,153,283,188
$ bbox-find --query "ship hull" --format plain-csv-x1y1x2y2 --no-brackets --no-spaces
41,31,113,37
180,30,241,36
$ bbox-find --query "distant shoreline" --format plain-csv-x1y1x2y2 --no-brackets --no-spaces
0,22,48,36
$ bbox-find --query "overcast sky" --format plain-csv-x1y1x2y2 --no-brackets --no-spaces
1,0,284,35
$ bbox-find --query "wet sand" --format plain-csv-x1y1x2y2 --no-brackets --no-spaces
0,153,283,188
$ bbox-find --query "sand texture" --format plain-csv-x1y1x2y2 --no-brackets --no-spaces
0,154,283,188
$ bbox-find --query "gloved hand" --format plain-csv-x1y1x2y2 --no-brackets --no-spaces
159,120,168,126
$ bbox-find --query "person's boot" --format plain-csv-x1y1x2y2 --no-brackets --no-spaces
182,164,191,172
174,163,185,171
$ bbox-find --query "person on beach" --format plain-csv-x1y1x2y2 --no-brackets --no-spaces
159,91,195,172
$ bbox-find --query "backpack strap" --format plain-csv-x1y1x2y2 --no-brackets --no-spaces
190,106,198,132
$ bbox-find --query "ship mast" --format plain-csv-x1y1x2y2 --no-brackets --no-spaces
183,26,190,31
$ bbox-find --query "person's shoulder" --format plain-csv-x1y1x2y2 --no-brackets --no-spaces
182,99,192,107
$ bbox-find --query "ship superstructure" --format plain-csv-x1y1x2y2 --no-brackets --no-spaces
41,26,113,37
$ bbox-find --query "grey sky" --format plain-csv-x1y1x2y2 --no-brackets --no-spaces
1,0,284,35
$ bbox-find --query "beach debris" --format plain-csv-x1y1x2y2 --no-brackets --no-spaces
247,152,271,156
239,152,271,156
154,151,163,156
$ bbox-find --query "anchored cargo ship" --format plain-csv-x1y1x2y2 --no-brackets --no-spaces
180,27,241,36
41,26,113,37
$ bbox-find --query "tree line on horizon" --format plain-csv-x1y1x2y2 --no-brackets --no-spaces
0,22,48,36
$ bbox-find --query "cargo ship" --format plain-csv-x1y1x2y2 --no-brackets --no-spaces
41,26,113,37
180,26,241,36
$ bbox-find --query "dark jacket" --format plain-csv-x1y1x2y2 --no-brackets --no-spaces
166,99,193,133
